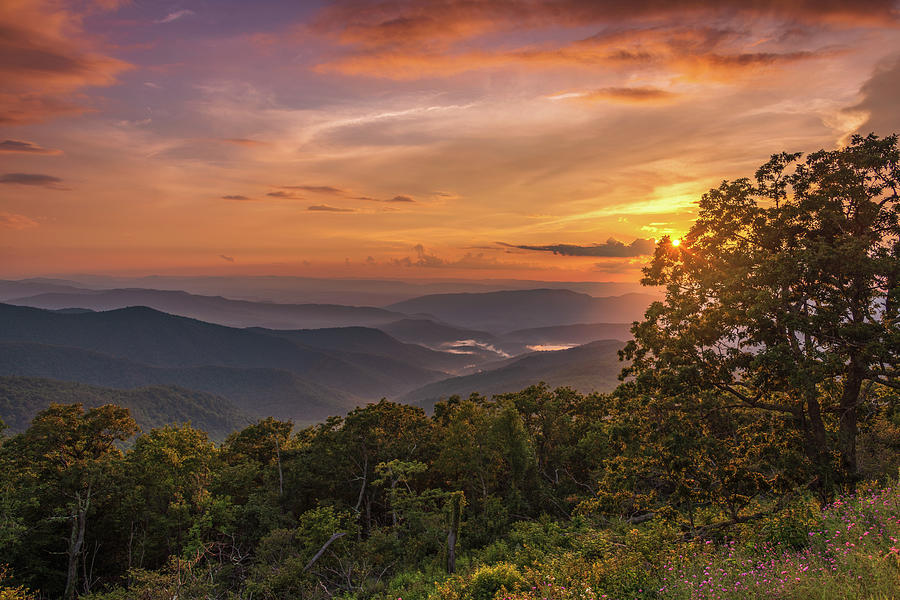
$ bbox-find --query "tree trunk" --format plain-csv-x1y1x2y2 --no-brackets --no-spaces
838,363,865,489
274,435,284,497
64,486,90,600
390,479,398,528
803,393,831,504
446,492,463,574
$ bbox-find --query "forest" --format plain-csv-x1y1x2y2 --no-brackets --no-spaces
1,134,899,600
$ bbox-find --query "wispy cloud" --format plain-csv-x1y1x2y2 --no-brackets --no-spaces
266,190,302,199
280,185,347,195
550,87,680,104
502,238,655,257
221,194,254,201
156,9,194,24
0,212,39,230
308,204,356,212
219,254,235,262
0,140,62,155
0,173,67,189
220,138,267,147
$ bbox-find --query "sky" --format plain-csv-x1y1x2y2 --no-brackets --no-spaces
1,0,899,282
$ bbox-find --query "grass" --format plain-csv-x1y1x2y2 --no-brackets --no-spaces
385,480,900,600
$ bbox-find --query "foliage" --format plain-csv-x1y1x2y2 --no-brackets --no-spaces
623,134,900,501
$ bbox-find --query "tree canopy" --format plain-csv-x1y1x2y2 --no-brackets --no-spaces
623,133,900,501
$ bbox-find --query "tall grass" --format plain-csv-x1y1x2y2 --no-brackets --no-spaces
405,481,900,600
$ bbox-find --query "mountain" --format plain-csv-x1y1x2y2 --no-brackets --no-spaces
36,275,653,305
0,342,354,423
399,340,627,409
377,318,510,364
0,279,90,301
0,303,445,402
379,318,496,346
386,290,656,333
250,326,477,373
498,322,634,352
9,288,408,330
0,376,248,440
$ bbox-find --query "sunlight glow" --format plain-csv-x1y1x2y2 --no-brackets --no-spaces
671,238,681,246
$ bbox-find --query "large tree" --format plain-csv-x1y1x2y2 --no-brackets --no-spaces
622,134,900,501
2,404,137,598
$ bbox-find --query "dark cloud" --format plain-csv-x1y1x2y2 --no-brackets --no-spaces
503,238,656,257
221,194,253,201
0,173,66,189
849,54,900,136
219,254,235,262
308,204,356,212
267,190,302,199
352,194,416,203
280,185,347,195
0,140,61,154
579,87,679,103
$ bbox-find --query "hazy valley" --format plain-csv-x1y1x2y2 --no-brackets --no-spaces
0,277,648,430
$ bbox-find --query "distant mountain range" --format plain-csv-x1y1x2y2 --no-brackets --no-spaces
9,288,407,330
2,276,653,305
0,376,248,440
387,289,655,332
0,282,649,430
0,303,457,421
401,339,628,409
7,286,654,336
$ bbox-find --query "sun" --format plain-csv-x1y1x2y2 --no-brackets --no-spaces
671,238,681,247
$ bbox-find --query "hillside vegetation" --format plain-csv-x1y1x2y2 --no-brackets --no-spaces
0,376,247,440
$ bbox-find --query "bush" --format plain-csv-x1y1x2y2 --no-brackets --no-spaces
432,563,524,600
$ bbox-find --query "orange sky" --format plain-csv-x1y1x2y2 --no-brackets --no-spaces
1,0,899,281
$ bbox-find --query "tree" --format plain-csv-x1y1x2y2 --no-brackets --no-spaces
121,425,218,571
622,133,900,501
3,404,137,598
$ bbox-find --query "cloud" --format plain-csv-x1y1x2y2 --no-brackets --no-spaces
351,194,416,203
311,2,870,81
0,0,132,124
281,185,347,194
156,9,194,24
266,190,303,199
219,254,235,262
390,244,530,269
0,212,39,230
221,194,254,201
0,173,67,189
848,54,900,137
308,204,356,212
576,87,679,104
0,140,61,154
503,238,656,257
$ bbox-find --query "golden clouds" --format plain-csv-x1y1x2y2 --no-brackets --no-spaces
312,1,892,81
0,0,131,124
